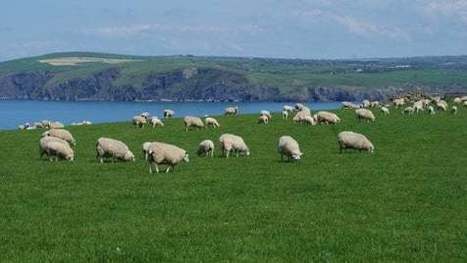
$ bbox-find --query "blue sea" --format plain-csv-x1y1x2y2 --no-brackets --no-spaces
0,100,341,130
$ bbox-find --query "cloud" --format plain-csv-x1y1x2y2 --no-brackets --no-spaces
424,0,467,24
330,15,410,40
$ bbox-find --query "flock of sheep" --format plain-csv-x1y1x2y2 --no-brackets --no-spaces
36,94,463,173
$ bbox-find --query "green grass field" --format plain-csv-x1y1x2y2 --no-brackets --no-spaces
1,108,467,261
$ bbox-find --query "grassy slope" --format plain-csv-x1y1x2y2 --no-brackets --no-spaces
0,107,466,261
2,52,467,93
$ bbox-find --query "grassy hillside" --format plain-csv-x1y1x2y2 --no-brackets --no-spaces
1,108,466,261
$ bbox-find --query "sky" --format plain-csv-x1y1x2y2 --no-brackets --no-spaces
1,0,467,61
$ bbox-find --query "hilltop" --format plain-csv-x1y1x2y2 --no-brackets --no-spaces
1,52,467,102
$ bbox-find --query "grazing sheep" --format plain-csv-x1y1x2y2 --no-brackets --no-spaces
436,102,447,111
140,112,151,120
413,100,425,113
464,101,467,107
452,106,458,114
428,106,435,115
380,106,390,115
393,98,405,108
337,131,374,153
132,116,147,128
355,108,375,122
370,101,380,108
219,133,250,158
294,103,306,111
342,101,361,109
282,110,289,120
149,117,164,128
277,136,303,161
142,142,154,160
283,105,294,113
257,115,269,124
42,129,76,147
302,115,316,125
96,137,135,163
293,110,311,123
204,117,220,128
260,110,272,121
147,142,189,173
403,106,415,115
163,109,175,118
197,139,215,157
316,111,341,125
361,99,371,108
454,97,462,104
184,116,204,131
48,121,64,129
41,140,75,161
39,136,69,159
224,106,239,116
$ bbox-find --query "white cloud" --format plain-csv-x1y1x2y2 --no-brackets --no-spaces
424,0,467,24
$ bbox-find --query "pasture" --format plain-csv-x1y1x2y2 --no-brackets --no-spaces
0,108,466,261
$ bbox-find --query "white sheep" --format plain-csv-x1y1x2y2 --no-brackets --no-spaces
142,142,154,160
403,106,415,115
42,129,76,147
48,121,64,129
219,133,250,158
337,131,374,153
316,111,340,125
393,98,405,108
163,109,175,118
355,108,375,122
283,105,294,113
197,139,215,157
370,101,380,108
436,102,447,111
147,142,189,173
361,99,370,108
132,115,147,128
428,106,435,115
257,115,269,124
96,137,135,163
282,110,289,120
260,110,272,121
342,101,360,109
277,136,303,161
302,115,316,125
205,117,220,128
40,137,74,161
39,136,69,159
293,110,311,123
140,112,151,120
464,101,467,107
452,106,458,114
184,116,204,131
224,106,239,116
149,117,164,128
380,106,390,115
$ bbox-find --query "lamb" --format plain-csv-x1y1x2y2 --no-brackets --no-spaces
41,140,75,161
316,111,341,125
197,139,215,157
282,110,289,120
257,115,269,124
337,131,374,153
96,137,135,163
39,136,69,159
42,129,76,147
355,108,375,122
163,109,175,118
204,117,220,128
184,116,204,131
428,106,435,115
260,110,272,121
380,106,390,115
219,133,250,158
224,106,239,116
132,115,147,128
403,106,415,115
147,142,189,173
452,106,458,114
149,117,164,128
283,105,294,113
277,136,303,161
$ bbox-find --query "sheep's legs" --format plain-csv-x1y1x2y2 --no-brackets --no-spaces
165,167,171,173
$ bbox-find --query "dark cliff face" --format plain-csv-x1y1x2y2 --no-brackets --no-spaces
0,67,446,102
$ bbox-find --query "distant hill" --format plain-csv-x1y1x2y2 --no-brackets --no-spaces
1,52,467,102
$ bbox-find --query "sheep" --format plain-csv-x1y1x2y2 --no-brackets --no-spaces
39,136,69,159
452,106,458,114
283,105,294,113
370,101,380,108
163,109,175,118
257,115,269,124
204,117,220,128
380,106,390,115
41,140,75,161
48,121,64,129
302,115,316,125
342,101,360,109
224,106,239,116
361,99,370,108
294,103,306,111
42,129,76,147
132,115,147,128
149,117,164,128
293,110,311,123
453,97,462,104
337,131,374,153
147,142,189,173
355,108,375,122
197,139,215,157
436,102,447,111
219,133,250,158
464,101,467,107
282,110,289,120
403,106,415,115
260,110,272,121
184,116,204,131
96,137,135,163
142,142,154,160
316,111,341,125
393,98,405,108
428,106,435,115
413,100,425,113
277,136,303,161
140,112,151,120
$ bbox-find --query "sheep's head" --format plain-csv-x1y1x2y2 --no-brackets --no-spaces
124,151,135,161
183,153,190,162
368,144,375,153
41,131,50,137
66,153,74,161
